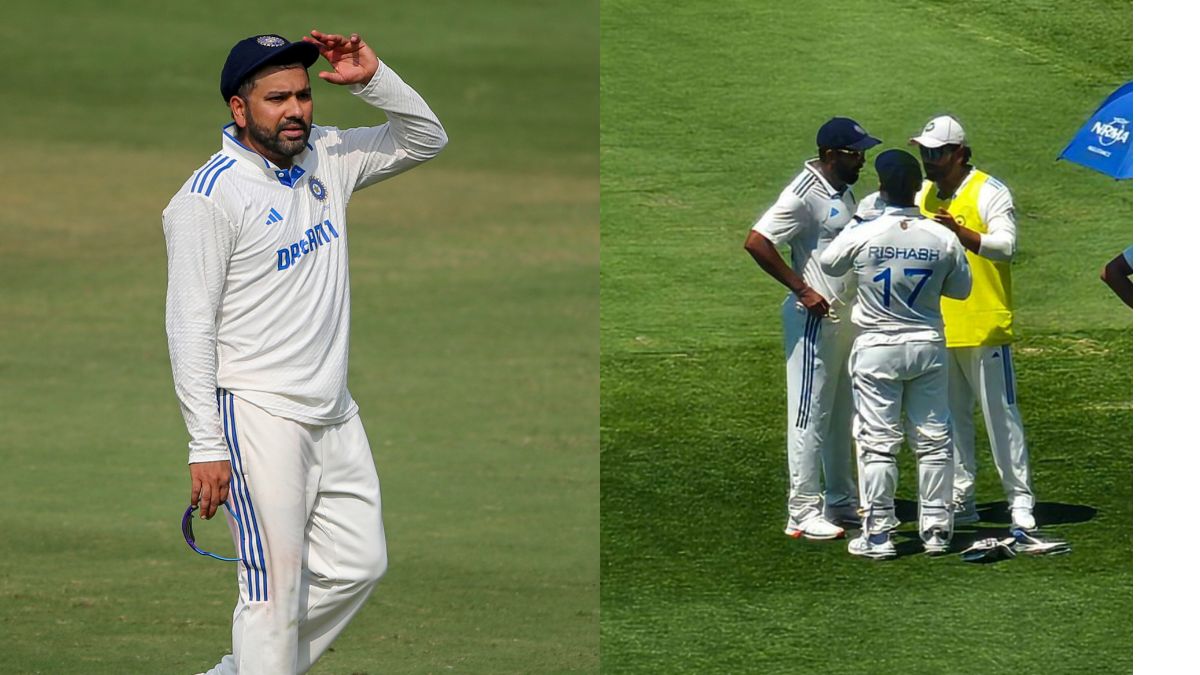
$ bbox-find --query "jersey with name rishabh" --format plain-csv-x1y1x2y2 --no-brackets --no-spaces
819,205,972,345
163,61,447,464
752,159,858,304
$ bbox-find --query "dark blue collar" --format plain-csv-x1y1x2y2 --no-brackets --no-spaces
272,164,307,187
220,123,314,187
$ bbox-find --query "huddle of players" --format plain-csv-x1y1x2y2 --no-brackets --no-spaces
745,115,1035,559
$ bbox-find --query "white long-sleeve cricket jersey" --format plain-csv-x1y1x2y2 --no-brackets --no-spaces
819,205,972,346
751,159,859,305
163,60,448,463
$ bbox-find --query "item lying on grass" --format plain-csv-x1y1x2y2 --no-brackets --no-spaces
961,531,1072,563
1011,529,1072,556
961,537,1017,563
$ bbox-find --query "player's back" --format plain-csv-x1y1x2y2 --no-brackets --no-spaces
826,207,971,344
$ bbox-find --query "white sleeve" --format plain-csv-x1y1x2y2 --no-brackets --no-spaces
751,188,813,246
854,191,885,222
977,181,1016,262
942,238,973,300
335,60,449,192
818,224,862,277
163,195,234,464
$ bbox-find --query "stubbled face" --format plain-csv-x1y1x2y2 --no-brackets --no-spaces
919,144,960,182
234,65,313,163
832,148,866,184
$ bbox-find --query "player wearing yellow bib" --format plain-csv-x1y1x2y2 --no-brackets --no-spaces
909,115,1036,531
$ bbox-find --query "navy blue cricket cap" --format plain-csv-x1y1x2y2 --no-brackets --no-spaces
220,34,320,103
816,117,882,151
874,149,923,197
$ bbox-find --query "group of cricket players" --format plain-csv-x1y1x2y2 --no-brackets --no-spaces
745,114,1037,560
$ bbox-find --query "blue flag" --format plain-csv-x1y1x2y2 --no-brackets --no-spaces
1058,81,1132,180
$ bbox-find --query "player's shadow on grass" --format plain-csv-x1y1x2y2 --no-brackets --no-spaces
972,500,1098,528
893,499,1097,527
888,499,1098,557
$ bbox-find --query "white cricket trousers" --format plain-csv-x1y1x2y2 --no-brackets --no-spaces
782,297,857,520
205,390,387,675
848,338,954,541
947,344,1035,510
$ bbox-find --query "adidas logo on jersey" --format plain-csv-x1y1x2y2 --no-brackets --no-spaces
265,208,284,226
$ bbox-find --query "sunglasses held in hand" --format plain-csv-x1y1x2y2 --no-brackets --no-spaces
182,504,242,562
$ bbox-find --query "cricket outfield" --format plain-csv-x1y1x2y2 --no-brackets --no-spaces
601,1,1131,672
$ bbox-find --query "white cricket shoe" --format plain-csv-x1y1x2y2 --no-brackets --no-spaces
923,528,951,556
953,498,980,525
823,502,862,527
1011,506,1037,532
848,531,896,560
783,514,845,541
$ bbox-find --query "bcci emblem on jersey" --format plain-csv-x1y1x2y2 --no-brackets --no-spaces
309,176,328,202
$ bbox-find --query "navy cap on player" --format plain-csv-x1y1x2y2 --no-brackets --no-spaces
220,34,320,103
816,117,882,151
874,149,923,197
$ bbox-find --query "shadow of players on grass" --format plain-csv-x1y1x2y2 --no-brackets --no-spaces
881,500,1098,558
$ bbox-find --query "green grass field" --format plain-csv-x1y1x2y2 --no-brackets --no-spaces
601,1,1131,672
0,2,597,673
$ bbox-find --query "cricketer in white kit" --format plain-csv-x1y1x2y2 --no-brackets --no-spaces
819,149,972,559
163,30,447,674
856,116,1037,532
908,115,1035,531
744,117,881,540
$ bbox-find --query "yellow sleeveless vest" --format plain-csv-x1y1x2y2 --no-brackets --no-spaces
918,170,1014,347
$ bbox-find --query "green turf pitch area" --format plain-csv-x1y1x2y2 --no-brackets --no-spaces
601,1,1130,672
0,2,596,673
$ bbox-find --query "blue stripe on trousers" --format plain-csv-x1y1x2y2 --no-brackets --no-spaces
227,392,269,602
218,389,255,598
221,390,269,602
802,314,820,428
796,312,820,429
1001,345,1016,405
796,313,811,428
